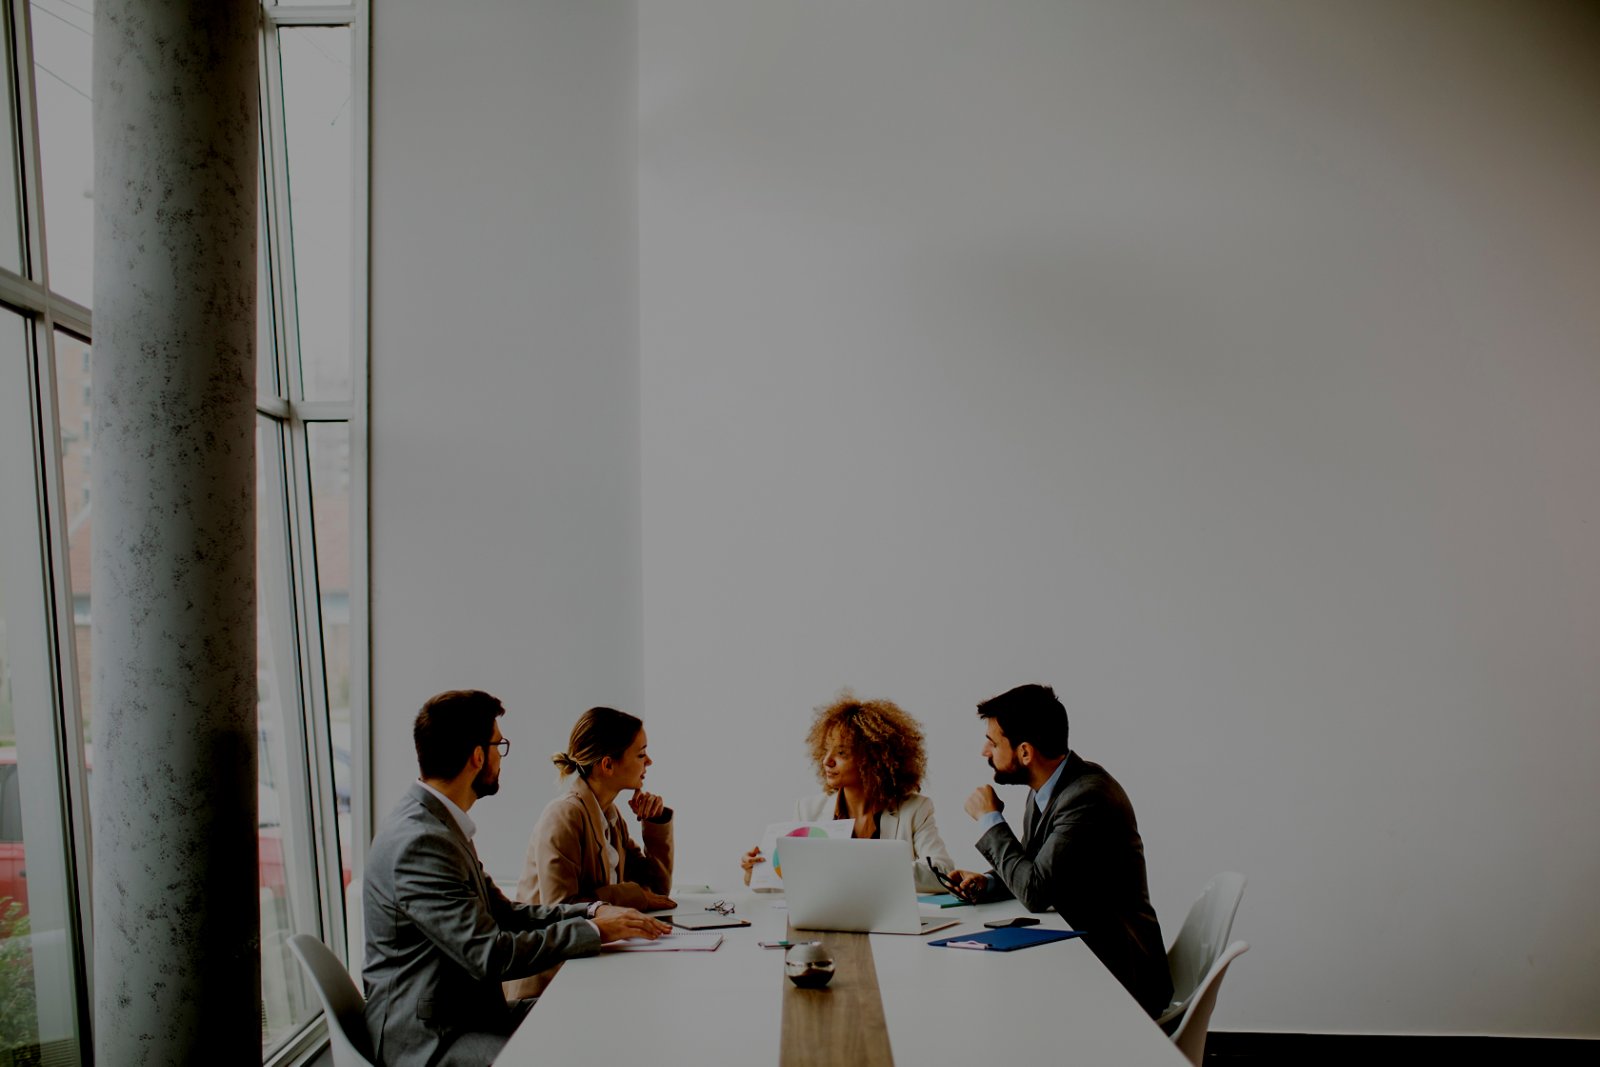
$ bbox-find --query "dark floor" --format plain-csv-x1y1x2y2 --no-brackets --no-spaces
1204,1032,1599,1065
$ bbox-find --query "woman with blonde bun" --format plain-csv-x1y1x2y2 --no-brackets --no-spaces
517,706,675,911
506,707,676,1000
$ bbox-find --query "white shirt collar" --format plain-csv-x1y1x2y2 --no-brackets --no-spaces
575,777,623,883
418,780,476,840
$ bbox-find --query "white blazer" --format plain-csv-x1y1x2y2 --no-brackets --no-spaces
793,792,954,893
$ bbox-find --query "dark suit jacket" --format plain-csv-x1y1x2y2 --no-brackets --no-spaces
976,753,1172,1018
363,784,602,1067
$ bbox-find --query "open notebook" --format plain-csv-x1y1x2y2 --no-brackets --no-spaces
602,932,723,952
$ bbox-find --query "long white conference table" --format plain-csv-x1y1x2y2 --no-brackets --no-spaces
499,887,1189,1065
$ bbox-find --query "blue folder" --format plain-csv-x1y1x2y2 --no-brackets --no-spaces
927,927,1086,951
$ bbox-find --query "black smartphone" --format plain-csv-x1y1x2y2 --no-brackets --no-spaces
983,916,1040,929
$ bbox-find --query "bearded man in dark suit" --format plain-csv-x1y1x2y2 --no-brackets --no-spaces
948,684,1172,1019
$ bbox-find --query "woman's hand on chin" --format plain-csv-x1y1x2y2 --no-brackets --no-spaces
629,790,668,821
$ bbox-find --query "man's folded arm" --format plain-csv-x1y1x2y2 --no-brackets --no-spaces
976,804,1093,913
486,861,588,931
395,834,601,981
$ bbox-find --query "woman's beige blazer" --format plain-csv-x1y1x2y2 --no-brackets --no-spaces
517,777,674,909
505,777,674,1000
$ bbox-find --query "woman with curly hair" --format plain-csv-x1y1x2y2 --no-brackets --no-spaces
740,692,953,892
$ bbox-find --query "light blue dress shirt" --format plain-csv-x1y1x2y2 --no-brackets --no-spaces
977,756,1070,839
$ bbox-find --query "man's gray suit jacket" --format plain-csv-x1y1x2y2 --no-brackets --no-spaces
363,783,602,1067
975,752,1172,1018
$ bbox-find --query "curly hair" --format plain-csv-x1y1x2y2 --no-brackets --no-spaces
805,692,928,814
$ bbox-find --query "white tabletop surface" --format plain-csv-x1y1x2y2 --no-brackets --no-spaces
497,888,1188,1065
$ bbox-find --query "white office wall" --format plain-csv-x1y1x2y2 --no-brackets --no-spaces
639,0,1600,1037
368,2,641,860
363,0,1600,1039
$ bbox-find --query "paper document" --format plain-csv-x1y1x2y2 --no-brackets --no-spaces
748,819,854,891
603,932,723,952
666,912,750,930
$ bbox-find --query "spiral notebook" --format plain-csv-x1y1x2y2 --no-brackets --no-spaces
928,927,1085,951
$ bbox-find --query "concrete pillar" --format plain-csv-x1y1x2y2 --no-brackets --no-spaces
91,1,259,1061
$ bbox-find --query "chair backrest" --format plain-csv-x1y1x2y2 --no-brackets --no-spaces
288,933,377,1067
1170,940,1248,1066
344,876,365,983
1159,871,1246,1028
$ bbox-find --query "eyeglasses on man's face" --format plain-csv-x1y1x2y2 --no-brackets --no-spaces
487,737,510,757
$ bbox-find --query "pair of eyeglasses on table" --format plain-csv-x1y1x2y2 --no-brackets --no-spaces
925,858,979,903
704,900,736,916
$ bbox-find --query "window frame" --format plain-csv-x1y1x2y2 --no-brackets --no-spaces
257,0,372,1058
0,1,371,1062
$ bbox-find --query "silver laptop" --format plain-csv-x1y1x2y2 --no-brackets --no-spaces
779,837,960,935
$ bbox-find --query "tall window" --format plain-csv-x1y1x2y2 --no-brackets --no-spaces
0,2,369,1063
257,7,367,1056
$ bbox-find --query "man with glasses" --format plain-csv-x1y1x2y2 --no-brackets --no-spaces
363,689,670,1067
946,684,1172,1019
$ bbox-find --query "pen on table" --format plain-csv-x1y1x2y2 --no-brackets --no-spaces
759,939,822,949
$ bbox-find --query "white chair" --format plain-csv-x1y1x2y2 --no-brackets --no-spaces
1169,940,1248,1066
288,933,378,1067
1157,871,1246,1032
344,875,365,983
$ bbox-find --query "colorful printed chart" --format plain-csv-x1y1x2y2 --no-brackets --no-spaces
773,825,831,878
749,819,854,890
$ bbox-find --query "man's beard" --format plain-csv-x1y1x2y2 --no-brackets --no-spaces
989,757,1028,786
472,765,500,798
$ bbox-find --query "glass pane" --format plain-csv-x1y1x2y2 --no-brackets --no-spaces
32,0,95,306
0,8,25,274
257,419,318,1052
0,310,85,1065
51,330,91,745
257,205,279,399
279,26,352,401
307,422,351,867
